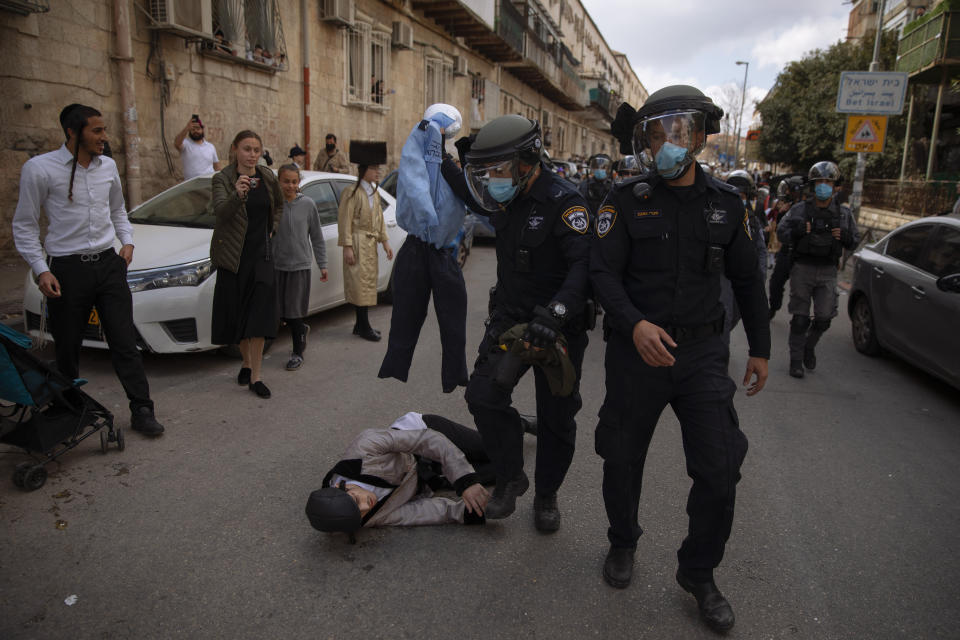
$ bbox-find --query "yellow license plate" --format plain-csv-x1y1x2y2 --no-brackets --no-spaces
88,308,100,326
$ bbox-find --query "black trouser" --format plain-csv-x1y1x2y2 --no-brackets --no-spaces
284,317,307,356
46,249,152,412
465,314,588,495
378,235,468,393
768,248,792,312
596,333,747,576
420,414,496,486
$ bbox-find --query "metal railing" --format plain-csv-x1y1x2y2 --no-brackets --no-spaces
496,0,525,55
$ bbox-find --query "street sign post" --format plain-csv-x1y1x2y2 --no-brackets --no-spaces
844,115,888,153
836,71,909,115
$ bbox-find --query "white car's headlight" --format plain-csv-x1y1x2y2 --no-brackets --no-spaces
127,259,215,293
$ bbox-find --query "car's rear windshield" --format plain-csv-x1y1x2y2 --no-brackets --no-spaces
128,178,215,229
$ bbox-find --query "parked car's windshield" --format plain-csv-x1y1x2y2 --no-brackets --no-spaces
128,177,215,229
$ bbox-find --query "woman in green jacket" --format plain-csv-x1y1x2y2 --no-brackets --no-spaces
209,130,284,398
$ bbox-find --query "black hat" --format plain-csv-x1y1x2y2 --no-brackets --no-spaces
305,487,362,533
289,144,305,158
349,140,387,165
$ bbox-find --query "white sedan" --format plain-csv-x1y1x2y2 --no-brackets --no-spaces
22,171,406,354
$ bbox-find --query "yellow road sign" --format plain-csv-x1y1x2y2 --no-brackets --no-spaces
844,115,887,153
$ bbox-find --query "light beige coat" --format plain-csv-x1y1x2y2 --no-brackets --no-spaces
332,427,476,526
337,182,388,306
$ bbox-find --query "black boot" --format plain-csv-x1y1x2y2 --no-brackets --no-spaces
676,569,736,632
789,360,804,378
803,347,817,370
533,492,560,533
603,546,635,589
485,471,529,519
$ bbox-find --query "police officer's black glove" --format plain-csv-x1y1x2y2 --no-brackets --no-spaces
455,134,476,167
610,102,637,155
523,306,561,349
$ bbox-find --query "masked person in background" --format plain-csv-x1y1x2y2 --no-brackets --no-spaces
578,153,613,216
614,155,641,182
776,161,859,378
313,133,351,174
378,104,469,393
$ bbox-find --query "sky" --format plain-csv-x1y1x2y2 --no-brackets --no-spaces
580,0,853,131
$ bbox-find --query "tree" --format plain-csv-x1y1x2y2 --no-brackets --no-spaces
756,30,903,179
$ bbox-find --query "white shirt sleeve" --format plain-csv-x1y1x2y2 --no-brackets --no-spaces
108,168,134,246
12,160,51,276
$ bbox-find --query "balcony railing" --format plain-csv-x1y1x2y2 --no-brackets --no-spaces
496,0,525,55
896,6,960,81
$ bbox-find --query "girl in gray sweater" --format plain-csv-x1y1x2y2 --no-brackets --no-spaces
274,164,328,370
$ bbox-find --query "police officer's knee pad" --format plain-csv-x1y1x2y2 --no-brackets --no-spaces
790,315,811,335
811,318,831,332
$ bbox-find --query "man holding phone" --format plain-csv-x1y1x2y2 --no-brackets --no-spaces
175,114,221,180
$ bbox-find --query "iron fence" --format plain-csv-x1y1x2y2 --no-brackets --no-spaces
862,179,958,216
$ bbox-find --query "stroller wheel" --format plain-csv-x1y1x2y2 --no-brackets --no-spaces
116,427,125,452
100,429,110,453
23,465,47,491
12,462,32,488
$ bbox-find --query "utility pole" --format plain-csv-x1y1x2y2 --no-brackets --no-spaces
734,60,749,169
850,0,886,221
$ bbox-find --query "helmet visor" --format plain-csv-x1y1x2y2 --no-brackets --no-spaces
633,110,706,179
465,158,520,212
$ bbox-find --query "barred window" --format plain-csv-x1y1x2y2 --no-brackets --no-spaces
210,0,288,70
345,22,390,109
425,56,453,108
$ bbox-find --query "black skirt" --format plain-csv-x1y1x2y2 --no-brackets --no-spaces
211,172,277,344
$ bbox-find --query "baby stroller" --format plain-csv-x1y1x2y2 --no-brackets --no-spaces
0,323,121,491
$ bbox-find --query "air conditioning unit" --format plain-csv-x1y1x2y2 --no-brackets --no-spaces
392,21,414,49
321,0,354,27
453,56,468,76
147,0,213,38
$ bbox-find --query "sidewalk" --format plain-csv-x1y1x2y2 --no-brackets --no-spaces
0,260,25,325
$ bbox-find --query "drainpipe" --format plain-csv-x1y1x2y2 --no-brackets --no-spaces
113,0,142,206
302,0,311,166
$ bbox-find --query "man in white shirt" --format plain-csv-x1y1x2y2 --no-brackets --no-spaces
174,115,221,180
12,104,164,436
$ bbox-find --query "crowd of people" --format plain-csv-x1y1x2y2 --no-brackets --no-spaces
13,87,861,633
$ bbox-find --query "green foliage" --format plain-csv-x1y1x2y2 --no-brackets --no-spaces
756,30,905,179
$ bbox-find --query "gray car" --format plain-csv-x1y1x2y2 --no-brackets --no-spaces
848,212,960,389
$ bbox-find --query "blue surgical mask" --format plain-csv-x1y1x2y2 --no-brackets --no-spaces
488,177,518,203
815,183,833,201
594,169,607,180
655,142,688,179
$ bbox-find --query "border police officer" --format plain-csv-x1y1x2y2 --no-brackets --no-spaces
446,115,592,532
768,175,805,318
776,161,859,378
592,86,770,632
579,153,613,215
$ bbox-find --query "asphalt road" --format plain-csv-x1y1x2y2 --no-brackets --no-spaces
2,244,958,639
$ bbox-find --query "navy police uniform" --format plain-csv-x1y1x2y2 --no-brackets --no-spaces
590,164,770,578
449,161,592,495
578,176,612,217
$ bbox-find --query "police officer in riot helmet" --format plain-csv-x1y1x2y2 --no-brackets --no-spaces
444,114,592,533
614,155,641,182
768,175,804,318
593,85,770,632
578,153,614,215
776,161,859,378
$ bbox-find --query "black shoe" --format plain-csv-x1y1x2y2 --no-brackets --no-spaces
676,570,735,632
603,546,635,589
237,367,251,385
533,492,560,533
356,326,381,342
130,406,164,436
249,381,271,398
485,471,529,519
789,360,804,378
803,348,817,370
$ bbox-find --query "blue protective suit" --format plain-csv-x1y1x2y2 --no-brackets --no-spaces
396,115,465,248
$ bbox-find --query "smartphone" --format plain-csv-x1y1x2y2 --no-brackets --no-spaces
248,177,260,189
191,114,199,122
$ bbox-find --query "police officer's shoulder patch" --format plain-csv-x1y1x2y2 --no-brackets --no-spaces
548,175,579,201
596,206,617,238
562,205,590,234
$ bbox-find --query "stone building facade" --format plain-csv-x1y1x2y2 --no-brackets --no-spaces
0,0,645,257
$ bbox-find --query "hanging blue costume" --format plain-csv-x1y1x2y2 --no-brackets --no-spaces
378,104,469,393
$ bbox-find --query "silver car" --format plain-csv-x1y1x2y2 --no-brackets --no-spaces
848,213,960,389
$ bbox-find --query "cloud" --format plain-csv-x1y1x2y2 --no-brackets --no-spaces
751,16,849,70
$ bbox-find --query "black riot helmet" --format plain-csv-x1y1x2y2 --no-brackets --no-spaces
632,85,724,180
464,114,544,211
808,161,840,183
305,486,362,534
726,169,757,199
